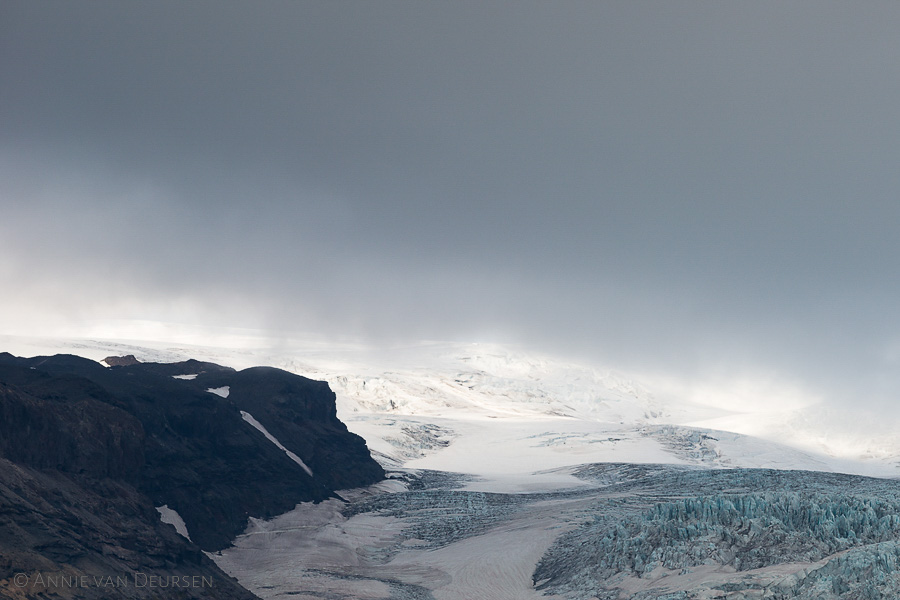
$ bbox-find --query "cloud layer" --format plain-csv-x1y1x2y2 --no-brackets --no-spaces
4,2,900,410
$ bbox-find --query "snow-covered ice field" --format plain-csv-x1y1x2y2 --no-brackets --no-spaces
4,332,898,479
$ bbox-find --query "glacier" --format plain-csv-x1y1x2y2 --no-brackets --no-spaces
6,333,900,599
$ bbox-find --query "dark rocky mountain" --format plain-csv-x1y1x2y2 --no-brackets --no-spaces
0,352,385,598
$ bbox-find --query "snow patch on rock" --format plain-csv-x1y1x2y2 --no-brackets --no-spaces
206,385,230,398
240,410,313,476
156,505,191,540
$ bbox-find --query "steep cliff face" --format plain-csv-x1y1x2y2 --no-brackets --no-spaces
0,352,385,598
225,366,386,492
0,370,144,481
0,365,256,599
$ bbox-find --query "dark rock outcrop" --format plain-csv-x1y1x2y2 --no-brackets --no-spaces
225,366,385,492
0,352,385,598
103,355,140,367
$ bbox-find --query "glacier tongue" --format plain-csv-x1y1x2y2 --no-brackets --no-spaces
211,464,900,600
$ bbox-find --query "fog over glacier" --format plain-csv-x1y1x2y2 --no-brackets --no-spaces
4,1,900,419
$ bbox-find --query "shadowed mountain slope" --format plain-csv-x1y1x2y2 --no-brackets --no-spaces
0,352,385,598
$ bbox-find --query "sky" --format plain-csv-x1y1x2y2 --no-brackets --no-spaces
3,2,900,413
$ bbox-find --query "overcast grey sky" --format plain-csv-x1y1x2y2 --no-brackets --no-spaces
3,1,900,408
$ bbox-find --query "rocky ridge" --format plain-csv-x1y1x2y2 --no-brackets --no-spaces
0,352,385,599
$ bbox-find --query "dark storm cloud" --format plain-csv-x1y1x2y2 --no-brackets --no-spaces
4,1,900,407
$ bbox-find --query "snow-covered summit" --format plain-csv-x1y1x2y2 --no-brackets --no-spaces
324,342,679,423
